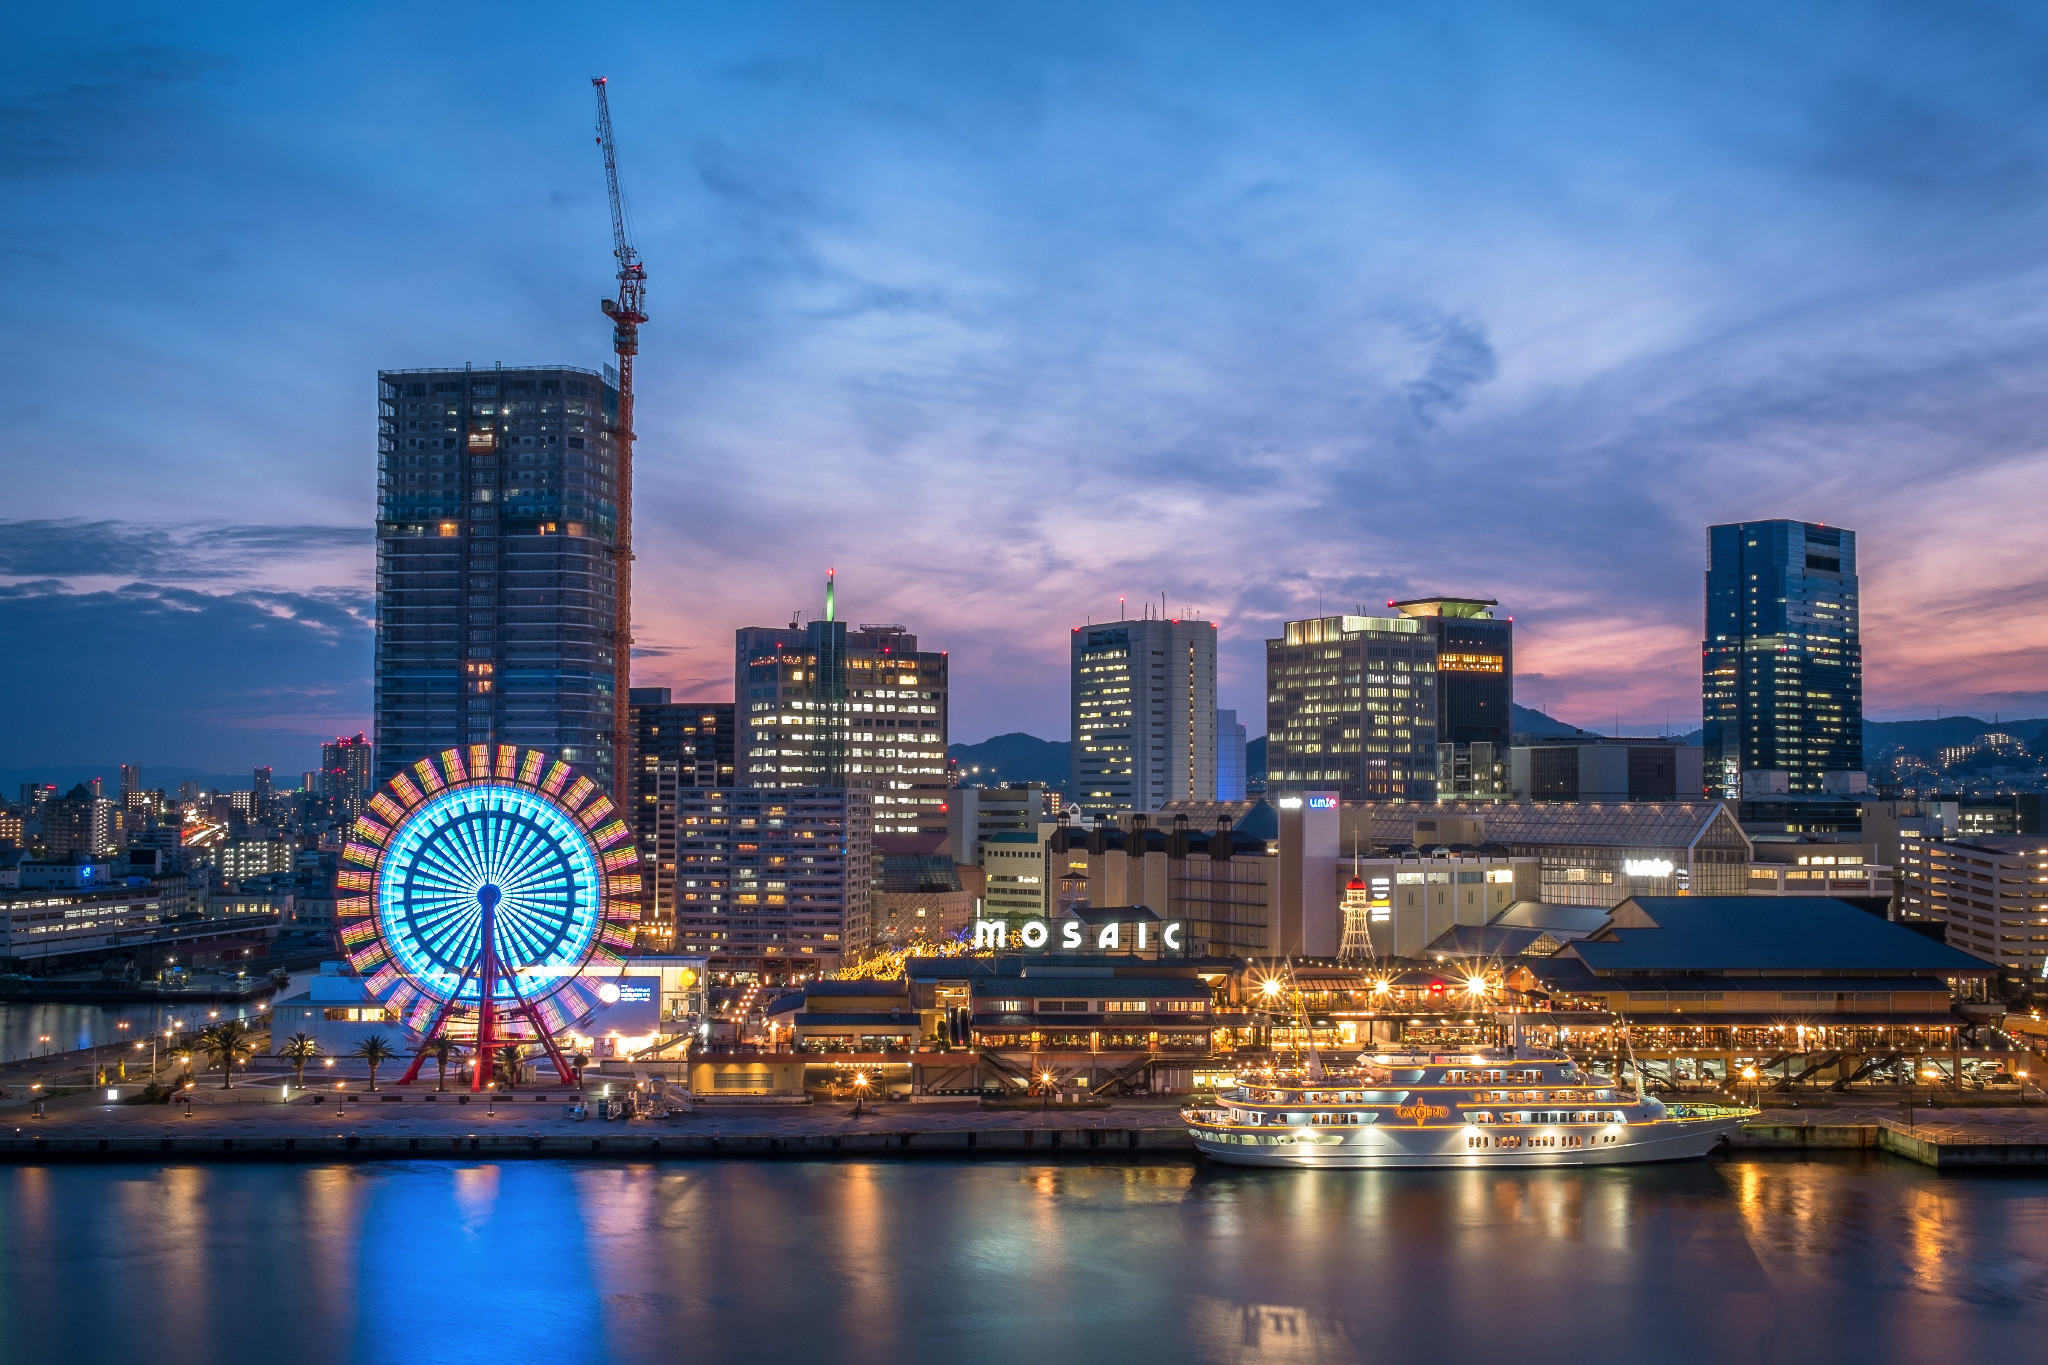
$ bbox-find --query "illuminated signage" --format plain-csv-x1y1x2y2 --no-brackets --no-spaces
1394,1101,1449,1124
973,918,1184,953
1305,795,1338,810
1622,859,1675,878
1277,797,1303,810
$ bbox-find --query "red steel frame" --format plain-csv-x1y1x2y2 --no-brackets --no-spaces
395,895,580,1089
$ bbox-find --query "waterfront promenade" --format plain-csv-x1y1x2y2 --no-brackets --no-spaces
8,1078,2048,1166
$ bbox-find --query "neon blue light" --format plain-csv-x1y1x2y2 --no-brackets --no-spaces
375,783,604,1006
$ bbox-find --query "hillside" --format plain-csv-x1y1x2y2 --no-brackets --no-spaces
944,711,2041,794
1868,717,2048,757
947,733,1071,789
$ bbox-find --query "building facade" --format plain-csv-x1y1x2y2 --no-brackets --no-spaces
1347,802,1752,907
1393,597,1512,745
1896,834,2048,973
1702,519,1863,797
320,734,374,820
1217,709,1248,802
1509,738,1705,802
945,784,1051,865
40,784,120,858
1070,615,1218,814
736,595,948,838
1265,614,1437,801
665,786,873,983
628,689,736,937
870,855,976,951
374,365,626,797
980,828,1053,921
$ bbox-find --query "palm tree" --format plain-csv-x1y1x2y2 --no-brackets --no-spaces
352,1034,400,1091
198,1020,257,1089
493,1044,524,1092
417,1035,460,1092
279,1032,319,1089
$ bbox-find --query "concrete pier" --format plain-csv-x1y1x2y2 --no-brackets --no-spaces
1730,1105,2048,1167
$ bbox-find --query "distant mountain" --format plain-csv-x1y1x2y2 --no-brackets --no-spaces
1510,704,1582,737
1868,717,2048,758
947,714,2048,800
1514,705,1700,744
948,733,1071,790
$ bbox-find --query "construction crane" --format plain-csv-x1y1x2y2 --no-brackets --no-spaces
591,76,645,801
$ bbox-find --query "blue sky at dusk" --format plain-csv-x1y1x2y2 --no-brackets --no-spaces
5,1,2048,772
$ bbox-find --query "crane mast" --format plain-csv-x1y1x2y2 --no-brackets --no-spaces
591,77,644,804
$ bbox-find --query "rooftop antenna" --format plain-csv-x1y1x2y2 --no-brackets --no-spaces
825,568,836,623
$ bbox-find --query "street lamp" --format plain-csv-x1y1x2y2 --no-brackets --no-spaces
852,1071,870,1118
1038,1069,1055,1114
1741,1066,1758,1110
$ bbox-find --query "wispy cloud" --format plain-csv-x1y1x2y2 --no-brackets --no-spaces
7,3,2048,753
0,520,369,585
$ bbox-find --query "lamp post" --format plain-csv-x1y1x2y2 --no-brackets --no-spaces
852,1071,869,1118
1741,1066,1758,1111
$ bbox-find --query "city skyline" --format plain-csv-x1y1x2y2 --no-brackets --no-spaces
8,3,2048,770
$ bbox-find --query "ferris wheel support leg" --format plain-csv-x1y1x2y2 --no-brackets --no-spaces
473,902,503,1093
395,1000,456,1087
515,1006,581,1088
473,1007,498,1093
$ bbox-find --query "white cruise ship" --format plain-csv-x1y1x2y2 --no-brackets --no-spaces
1182,1043,1753,1168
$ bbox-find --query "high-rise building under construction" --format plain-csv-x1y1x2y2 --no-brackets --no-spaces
373,364,626,794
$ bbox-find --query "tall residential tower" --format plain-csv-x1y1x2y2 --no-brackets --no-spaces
1702,519,1862,796
1070,613,1218,814
374,365,627,795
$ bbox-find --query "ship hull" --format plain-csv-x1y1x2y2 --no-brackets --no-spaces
1188,1117,1746,1169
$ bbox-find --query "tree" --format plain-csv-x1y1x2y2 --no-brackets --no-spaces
493,1045,525,1092
278,1032,319,1089
197,1020,257,1090
352,1034,400,1091
417,1035,460,1092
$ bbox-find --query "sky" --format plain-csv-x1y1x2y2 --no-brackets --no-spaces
5,0,2048,775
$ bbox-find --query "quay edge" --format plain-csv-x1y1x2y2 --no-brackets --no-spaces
0,1126,1200,1163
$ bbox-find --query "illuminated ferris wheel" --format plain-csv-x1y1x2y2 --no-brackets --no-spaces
335,746,640,1089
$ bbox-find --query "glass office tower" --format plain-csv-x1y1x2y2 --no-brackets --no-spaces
1069,615,1219,814
374,365,624,795
1265,613,1437,802
1702,519,1862,796
735,591,949,838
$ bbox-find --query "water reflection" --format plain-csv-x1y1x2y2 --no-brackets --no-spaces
0,1156,2042,1364
0,1000,263,1059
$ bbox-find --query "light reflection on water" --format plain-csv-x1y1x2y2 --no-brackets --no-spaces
0,1000,263,1060
0,1155,2042,1364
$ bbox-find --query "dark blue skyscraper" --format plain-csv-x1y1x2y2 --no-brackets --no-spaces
374,365,625,795
1702,519,1862,797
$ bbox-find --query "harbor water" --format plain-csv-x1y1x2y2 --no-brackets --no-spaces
0,1000,267,1063
1,1154,2044,1363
